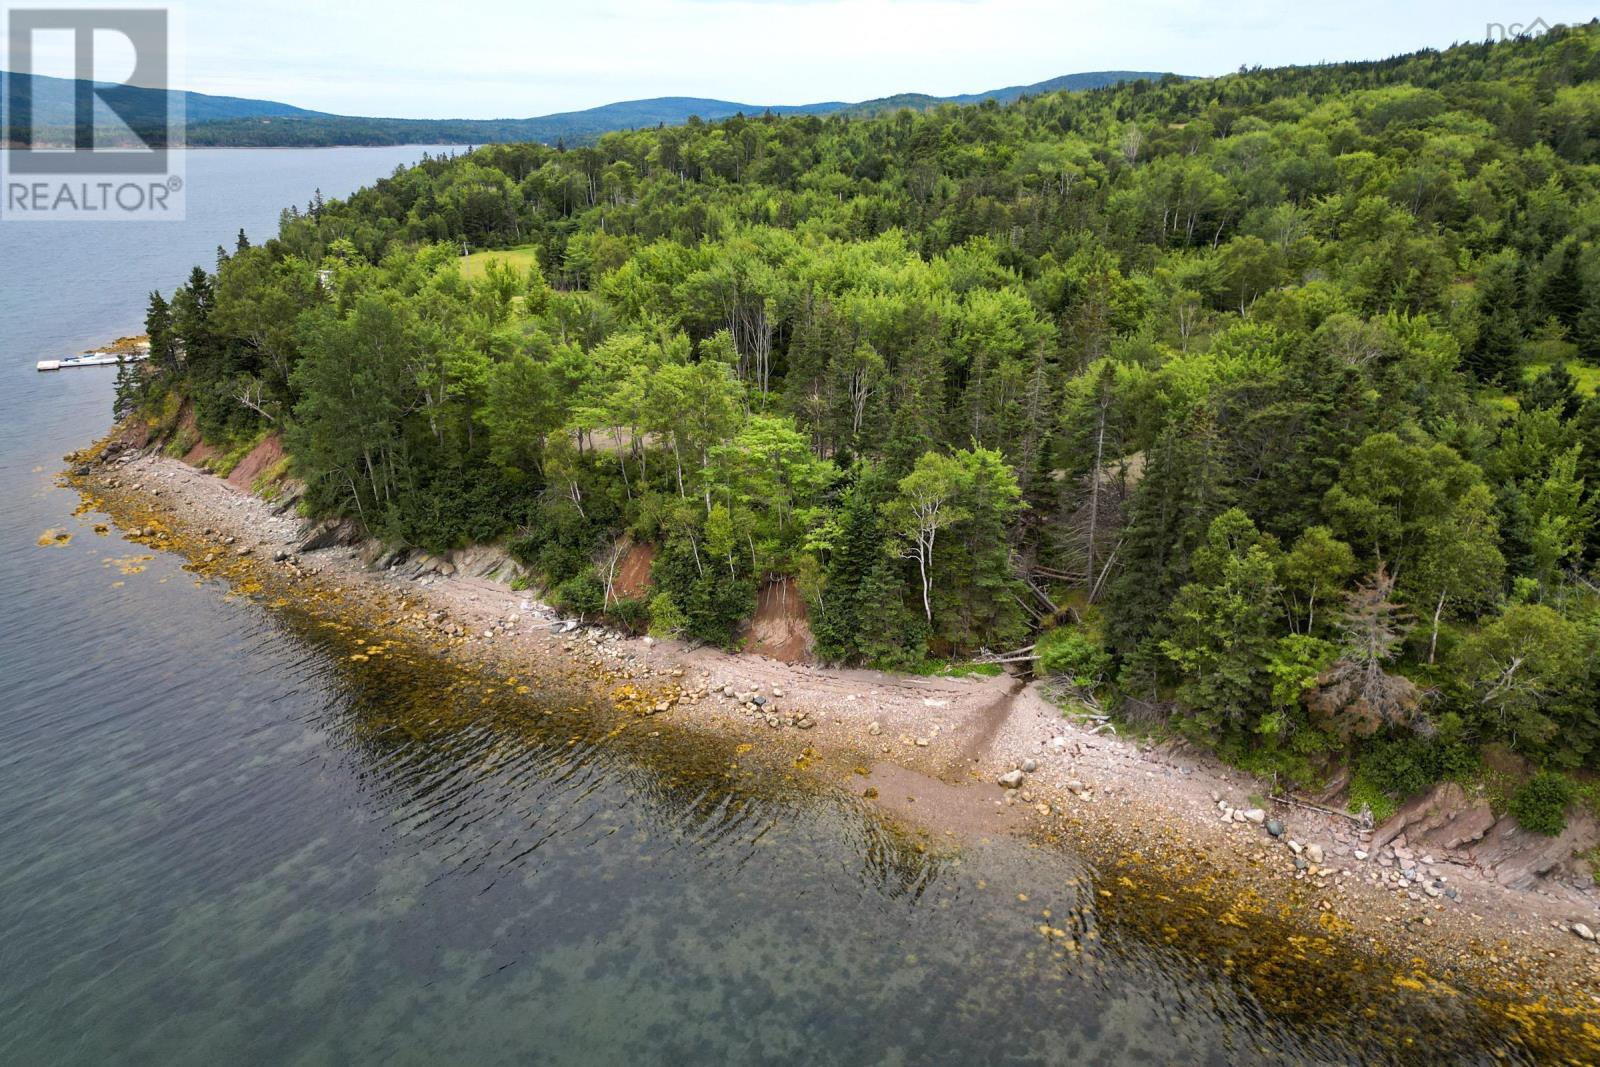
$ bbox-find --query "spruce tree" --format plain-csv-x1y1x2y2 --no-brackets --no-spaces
1465,251,1525,384
811,465,891,663
144,290,175,377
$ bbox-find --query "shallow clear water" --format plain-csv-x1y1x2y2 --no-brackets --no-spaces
0,147,1581,1065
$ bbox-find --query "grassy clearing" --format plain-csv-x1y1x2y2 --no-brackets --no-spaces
1522,359,1600,397
1482,358,1599,416
458,245,540,281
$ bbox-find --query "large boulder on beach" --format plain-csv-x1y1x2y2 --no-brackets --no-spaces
1371,781,1496,853
1470,807,1600,890
296,517,362,553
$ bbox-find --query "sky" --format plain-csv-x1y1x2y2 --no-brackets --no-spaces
8,0,1599,119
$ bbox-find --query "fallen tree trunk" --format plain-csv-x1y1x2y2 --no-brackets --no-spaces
1269,793,1365,824
976,643,1036,664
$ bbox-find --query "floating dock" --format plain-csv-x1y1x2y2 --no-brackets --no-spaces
37,346,149,372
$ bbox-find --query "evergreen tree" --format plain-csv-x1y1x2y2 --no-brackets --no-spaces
1522,363,1581,420
1537,239,1585,334
1160,509,1285,745
931,446,1027,651
169,266,217,375
852,554,928,669
1106,411,1234,660
112,360,143,422
881,345,945,476
1464,251,1525,384
811,464,891,663
144,290,175,376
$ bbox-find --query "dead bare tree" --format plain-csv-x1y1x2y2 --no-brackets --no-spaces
233,378,276,423
846,357,878,440
1306,566,1425,738
600,539,628,607
725,290,773,400
1058,463,1132,605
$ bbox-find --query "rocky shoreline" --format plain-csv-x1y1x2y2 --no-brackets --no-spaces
63,432,1600,1044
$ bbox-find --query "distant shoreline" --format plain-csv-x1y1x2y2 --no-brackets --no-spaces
3,141,469,151
3,68,1180,153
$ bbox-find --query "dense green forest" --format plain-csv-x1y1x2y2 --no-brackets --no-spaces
120,25,1600,825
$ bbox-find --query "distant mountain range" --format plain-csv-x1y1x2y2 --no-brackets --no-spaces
2,70,1178,148
2,69,329,127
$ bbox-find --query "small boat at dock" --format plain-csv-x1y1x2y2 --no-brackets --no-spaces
36,345,149,372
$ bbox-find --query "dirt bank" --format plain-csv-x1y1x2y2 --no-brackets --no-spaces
744,576,813,662
61,439,1600,1037
225,432,285,491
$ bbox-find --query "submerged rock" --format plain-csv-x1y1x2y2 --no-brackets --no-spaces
998,769,1025,789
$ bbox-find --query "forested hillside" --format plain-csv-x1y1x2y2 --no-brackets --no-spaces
119,24,1600,823
2,69,1168,148
174,71,1169,147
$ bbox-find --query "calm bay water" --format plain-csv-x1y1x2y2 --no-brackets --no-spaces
0,147,1574,1065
